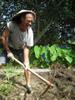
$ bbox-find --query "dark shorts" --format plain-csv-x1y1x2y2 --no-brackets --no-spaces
4,47,24,63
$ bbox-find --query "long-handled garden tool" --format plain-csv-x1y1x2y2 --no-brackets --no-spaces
10,56,54,95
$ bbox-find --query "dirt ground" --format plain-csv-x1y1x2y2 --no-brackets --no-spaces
0,66,75,100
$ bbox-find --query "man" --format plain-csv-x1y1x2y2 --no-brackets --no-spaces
2,10,36,94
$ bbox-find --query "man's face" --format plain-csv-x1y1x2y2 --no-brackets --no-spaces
21,13,34,26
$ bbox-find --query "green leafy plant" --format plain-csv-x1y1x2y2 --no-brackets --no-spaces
0,65,23,96
48,44,74,64
4,64,22,80
0,81,13,96
30,44,75,68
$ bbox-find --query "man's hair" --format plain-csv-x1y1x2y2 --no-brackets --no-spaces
12,12,35,24
12,13,25,24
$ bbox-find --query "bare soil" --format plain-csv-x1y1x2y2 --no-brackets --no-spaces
0,66,75,100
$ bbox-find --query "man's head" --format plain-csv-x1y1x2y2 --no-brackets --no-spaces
21,13,34,26
12,10,36,26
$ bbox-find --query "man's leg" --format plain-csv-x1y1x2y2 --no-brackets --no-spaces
24,69,32,93
24,70,31,85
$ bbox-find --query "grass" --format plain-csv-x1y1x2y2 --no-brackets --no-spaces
0,81,13,96
0,61,23,96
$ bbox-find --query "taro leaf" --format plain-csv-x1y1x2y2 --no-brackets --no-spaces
65,56,73,64
50,55,58,61
49,44,58,61
49,44,57,54
62,49,71,55
41,47,48,60
41,46,46,54
34,46,41,59
56,47,62,57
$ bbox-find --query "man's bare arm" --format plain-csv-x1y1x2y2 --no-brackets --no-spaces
2,27,11,53
23,47,30,68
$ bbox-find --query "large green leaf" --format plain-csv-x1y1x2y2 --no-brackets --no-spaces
34,46,41,59
41,46,46,54
65,56,73,64
56,47,62,57
49,44,57,55
50,55,58,61
48,44,58,61
62,49,71,55
41,46,49,60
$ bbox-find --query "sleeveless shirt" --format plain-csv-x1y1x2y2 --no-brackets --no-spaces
7,21,34,49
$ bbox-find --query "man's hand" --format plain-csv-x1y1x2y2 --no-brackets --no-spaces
7,52,14,60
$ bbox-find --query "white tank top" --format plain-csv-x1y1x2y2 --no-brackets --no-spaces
7,21,34,49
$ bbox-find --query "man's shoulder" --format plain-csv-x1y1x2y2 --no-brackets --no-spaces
7,21,15,24
7,21,17,31
7,21,17,27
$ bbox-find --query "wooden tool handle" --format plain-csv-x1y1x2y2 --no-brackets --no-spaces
12,56,53,86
